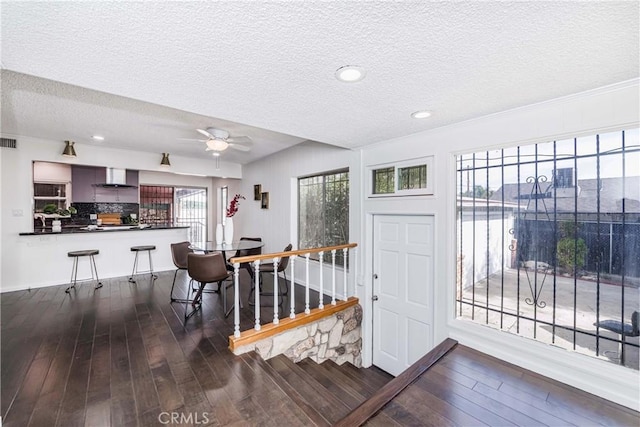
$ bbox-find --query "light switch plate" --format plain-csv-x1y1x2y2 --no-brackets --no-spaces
12,209,23,217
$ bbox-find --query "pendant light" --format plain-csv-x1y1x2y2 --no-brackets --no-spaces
160,152,171,167
62,140,77,157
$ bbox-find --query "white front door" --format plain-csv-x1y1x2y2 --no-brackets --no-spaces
372,214,434,376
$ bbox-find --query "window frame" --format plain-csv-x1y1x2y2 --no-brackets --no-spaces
297,168,349,261
453,128,640,370
367,156,434,197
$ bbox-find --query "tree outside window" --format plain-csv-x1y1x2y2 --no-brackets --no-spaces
298,170,349,265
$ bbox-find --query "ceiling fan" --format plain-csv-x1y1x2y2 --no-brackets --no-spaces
184,127,252,154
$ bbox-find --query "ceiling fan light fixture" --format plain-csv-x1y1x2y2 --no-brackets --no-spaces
411,110,432,119
160,152,171,167
62,140,77,157
335,65,365,82
206,139,229,151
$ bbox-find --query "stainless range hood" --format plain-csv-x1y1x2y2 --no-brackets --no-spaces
96,168,137,188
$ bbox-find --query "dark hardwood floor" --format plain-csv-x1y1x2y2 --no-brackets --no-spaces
0,270,367,427
367,345,640,426
2,270,638,426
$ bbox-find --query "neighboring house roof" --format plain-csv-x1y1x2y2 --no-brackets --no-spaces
490,176,640,214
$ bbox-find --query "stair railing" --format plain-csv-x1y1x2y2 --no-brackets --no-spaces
229,242,357,339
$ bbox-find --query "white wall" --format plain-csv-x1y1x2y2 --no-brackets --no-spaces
360,79,639,409
458,211,514,290
0,135,242,291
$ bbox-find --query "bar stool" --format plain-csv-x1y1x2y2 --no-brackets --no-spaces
66,249,103,293
128,245,158,283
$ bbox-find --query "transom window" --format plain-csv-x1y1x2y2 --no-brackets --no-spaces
369,157,433,196
398,164,427,190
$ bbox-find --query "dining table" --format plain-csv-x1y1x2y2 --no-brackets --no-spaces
189,240,265,268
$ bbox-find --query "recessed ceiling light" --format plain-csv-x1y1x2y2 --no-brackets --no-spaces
335,65,365,83
91,135,105,141
411,110,432,119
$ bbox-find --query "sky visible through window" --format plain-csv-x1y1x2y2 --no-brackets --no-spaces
459,129,639,192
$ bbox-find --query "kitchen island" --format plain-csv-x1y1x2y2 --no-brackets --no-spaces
18,224,185,235
9,226,190,292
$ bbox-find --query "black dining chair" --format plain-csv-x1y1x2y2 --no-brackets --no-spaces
249,243,293,306
229,237,262,279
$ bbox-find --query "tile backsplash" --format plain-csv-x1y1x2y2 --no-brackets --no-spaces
72,202,139,224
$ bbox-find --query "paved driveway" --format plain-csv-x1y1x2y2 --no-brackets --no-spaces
460,268,639,370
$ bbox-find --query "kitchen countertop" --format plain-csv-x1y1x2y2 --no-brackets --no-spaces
19,225,189,236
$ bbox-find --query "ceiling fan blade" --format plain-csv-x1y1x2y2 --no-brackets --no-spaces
178,137,208,142
196,128,214,138
226,136,252,144
228,143,251,152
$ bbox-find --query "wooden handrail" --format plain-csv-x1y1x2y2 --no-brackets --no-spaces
229,297,359,352
230,242,357,264
333,338,458,427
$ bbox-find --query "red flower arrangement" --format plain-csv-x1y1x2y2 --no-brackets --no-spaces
226,194,245,217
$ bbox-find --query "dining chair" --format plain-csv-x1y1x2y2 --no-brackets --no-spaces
229,237,262,279
169,241,193,303
186,252,239,320
252,243,293,304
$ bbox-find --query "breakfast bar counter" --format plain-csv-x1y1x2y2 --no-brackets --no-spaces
18,225,188,236
7,226,190,292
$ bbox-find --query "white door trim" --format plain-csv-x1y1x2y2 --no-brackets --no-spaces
361,211,437,370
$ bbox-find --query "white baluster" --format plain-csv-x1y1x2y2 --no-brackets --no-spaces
318,251,324,309
343,247,348,300
253,259,261,331
304,253,310,314
234,262,241,338
353,247,357,300
331,249,336,305
290,255,296,319
273,257,279,325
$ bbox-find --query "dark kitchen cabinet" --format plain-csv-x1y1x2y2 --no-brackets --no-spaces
71,166,102,202
71,166,139,203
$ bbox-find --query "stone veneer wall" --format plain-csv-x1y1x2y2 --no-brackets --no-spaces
235,304,363,367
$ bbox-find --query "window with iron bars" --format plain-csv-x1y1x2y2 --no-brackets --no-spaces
140,185,207,243
456,129,640,370
298,170,349,266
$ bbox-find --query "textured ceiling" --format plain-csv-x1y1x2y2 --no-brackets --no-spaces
1,1,638,162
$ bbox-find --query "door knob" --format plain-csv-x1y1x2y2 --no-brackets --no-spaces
372,295,379,301
373,273,378,279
